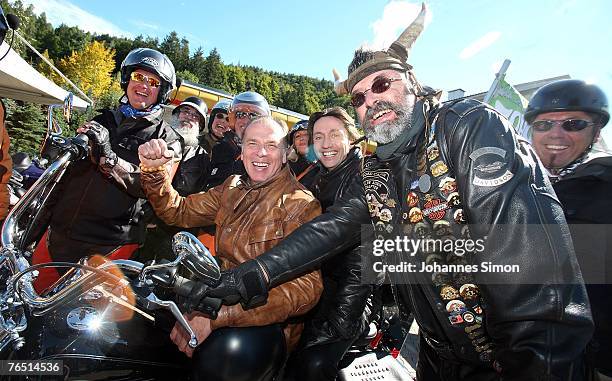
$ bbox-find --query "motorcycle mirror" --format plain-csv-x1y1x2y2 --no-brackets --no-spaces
172,232,221,286
63,93,73,124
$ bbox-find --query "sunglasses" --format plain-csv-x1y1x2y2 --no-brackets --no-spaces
531,119,597,133
215,113,229,121
130,71,161,88
235,111,261,120
350,77,403,108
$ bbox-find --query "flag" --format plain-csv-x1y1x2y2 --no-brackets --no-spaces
487,77,531,140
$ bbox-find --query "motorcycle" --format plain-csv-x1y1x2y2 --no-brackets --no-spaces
0,96,222,380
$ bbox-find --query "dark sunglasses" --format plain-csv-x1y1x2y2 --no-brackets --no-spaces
350,77,403,108
531,119,597,133
130,71,161,88
235,111,261,120
215,113,229,121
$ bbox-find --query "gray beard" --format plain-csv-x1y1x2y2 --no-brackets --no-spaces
170,115,199,147
362,97,415,144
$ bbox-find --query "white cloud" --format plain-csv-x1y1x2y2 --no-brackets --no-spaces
459,31,501,60
131,20,159,31
22,0,131,37
365,1,433,51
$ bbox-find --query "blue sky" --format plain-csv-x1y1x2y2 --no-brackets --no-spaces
24,0,612,142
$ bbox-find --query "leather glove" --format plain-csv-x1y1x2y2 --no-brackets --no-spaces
84,121,116,163
198,259,269,310
182,285,223,319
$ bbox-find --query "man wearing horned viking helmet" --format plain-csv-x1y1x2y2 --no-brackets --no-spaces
191,4,593,380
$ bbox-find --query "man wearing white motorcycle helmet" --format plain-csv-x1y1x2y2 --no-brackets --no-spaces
32,48,184,292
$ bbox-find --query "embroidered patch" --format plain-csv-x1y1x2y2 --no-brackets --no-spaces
409,207,423,223
430,161,449,177
439,176,457,195
423,198,448,221
469,146,514,187
407,191,419,208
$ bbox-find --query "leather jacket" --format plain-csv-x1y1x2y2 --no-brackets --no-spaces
0,118,11,220
47,107,182,252
301,147,373,348
248,100,593,380
172,144,210,196
203,130,244,191
553,153,612,377
141,165,323,349
289,155,318,191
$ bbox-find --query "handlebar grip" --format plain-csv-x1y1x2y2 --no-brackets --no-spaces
173,275,222,319
75,133,89,144
173,274,197,298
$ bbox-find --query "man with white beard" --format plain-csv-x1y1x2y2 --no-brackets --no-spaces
139,97,210,261
171,97,207,149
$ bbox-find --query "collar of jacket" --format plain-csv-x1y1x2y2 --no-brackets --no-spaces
229,166,294,212
318,147,363,177
560,152,612,182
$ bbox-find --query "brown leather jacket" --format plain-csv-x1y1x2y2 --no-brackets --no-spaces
0,107,11,220
141,165,323,348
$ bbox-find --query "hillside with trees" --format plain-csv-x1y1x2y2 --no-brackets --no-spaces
0,0,350,154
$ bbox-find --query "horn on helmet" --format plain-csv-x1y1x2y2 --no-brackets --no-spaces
387,2,427,62
333,68,348,95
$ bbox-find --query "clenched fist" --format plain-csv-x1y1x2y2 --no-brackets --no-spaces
138,139,174,168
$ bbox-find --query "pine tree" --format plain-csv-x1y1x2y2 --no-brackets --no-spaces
5,101,47,155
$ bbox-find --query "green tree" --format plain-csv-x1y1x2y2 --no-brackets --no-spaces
48,24,91,59
5,101,46,155
176,69,199,84
160,31,189,72
201,48,228,90
188,47,207,81
226,65,247,94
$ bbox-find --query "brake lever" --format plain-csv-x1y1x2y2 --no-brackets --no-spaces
140,292,198,348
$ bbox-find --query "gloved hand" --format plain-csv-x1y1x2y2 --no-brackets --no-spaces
186,259,269,312
79,121,116,163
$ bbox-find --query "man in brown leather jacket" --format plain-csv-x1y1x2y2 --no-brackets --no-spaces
138,116,323,380
0,100,12,222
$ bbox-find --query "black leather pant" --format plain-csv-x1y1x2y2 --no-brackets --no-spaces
191,324,287,381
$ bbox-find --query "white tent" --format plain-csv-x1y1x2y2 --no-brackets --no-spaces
0,41,89,109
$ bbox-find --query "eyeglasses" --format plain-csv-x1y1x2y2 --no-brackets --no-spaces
531,119,597,133
235,111,261,120
130,71,161,88
180,108,200,120
215,113,229,121
350,77,403,108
